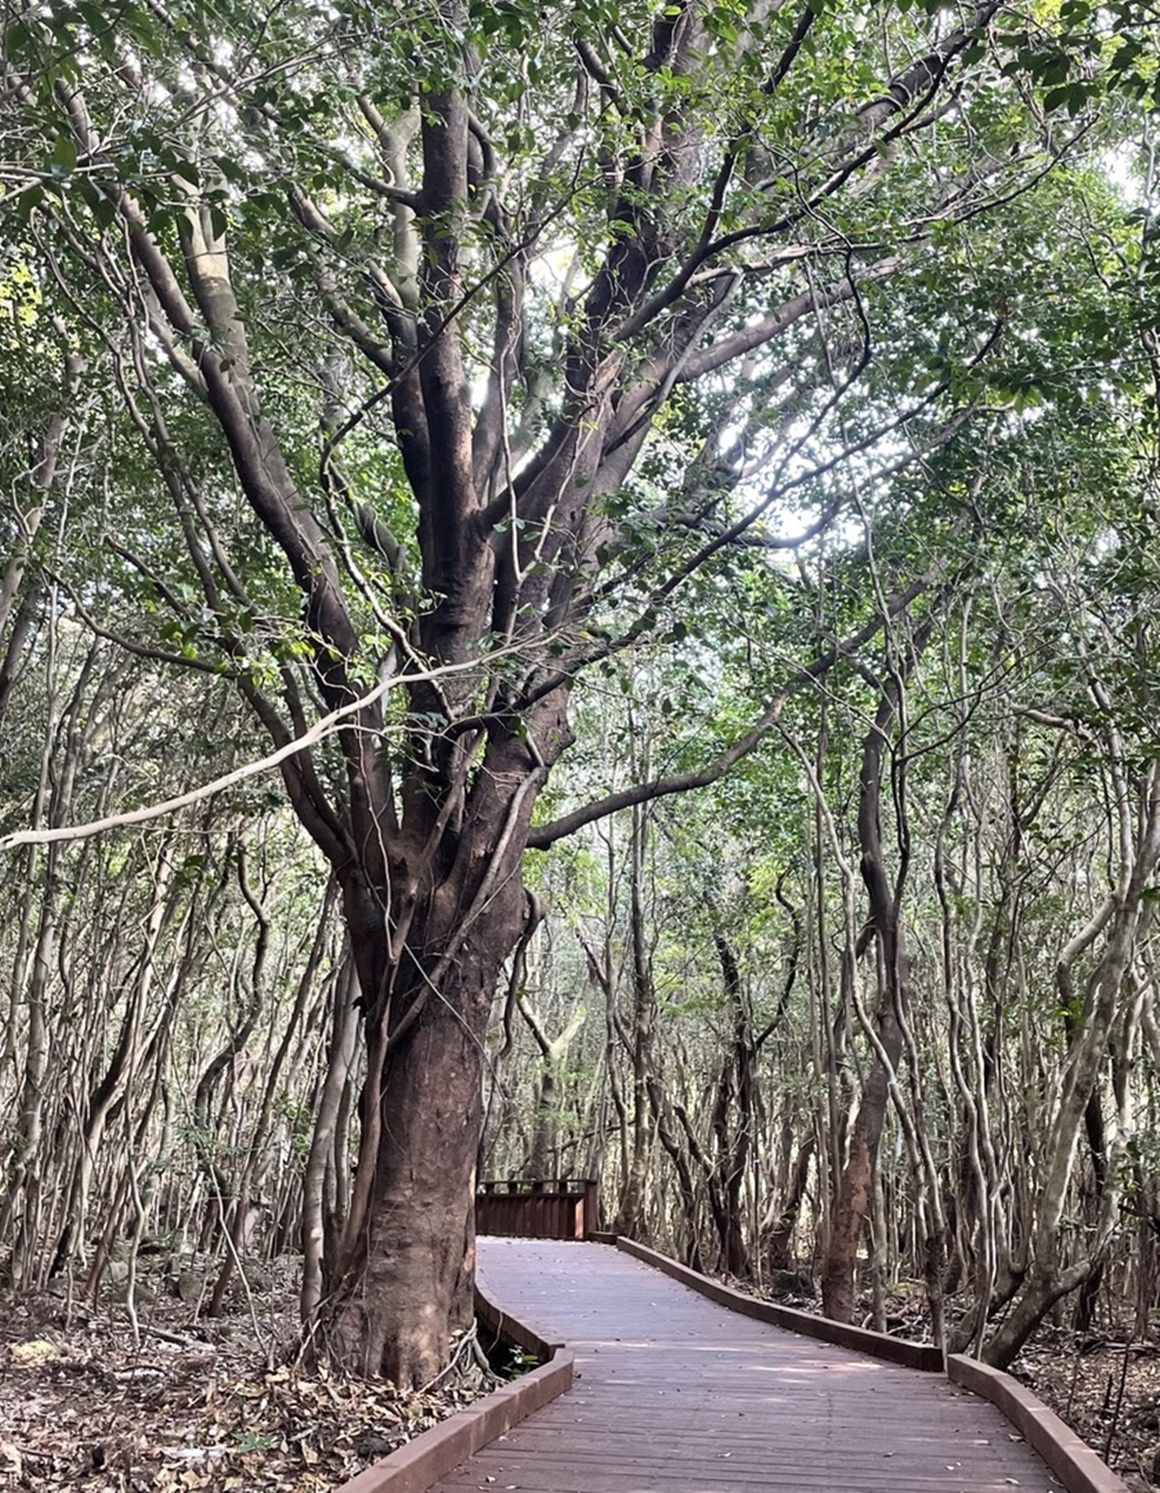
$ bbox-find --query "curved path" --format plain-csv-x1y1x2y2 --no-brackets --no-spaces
431,1238,1065,1493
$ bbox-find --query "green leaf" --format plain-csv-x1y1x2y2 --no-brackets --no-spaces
15,183,44,218
171,157,200,188
1108,38,1143,72
214,155,248,185
50,134,77,173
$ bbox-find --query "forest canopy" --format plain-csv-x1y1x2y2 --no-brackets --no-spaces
2,0,1160,1402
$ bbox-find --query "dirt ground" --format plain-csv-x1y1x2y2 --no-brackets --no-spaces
0,1257,486,1492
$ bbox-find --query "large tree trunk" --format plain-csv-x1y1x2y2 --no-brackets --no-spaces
316,710,563,1384
321,974,490,1384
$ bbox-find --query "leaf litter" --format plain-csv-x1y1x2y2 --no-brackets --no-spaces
0,1257,490,1492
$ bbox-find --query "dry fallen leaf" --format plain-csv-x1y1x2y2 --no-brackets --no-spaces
0,1439,22,1479
10,1337,62,1364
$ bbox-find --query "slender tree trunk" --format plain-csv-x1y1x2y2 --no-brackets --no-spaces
820,614,936,1323
982,772,1160,1368
52,843,177,1276
520,991,587,1180
762,1134,816,1273
647,1075,705,1272
821,994,903,1322
302,956,359,1320
616,802,657,1236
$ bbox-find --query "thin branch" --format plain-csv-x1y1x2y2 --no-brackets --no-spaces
0,646,517,853
527,563,950,849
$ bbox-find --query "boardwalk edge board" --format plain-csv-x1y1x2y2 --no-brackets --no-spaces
475,1283,565,1364
610,1235,1131,1493
613,1235,944,1369
330,1291,574,1493
947,1354,1131,1493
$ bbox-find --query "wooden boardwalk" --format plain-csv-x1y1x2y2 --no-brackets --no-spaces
432,1238,1065,1493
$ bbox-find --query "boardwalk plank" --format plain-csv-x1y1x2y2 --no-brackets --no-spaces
431,1239,1066,1493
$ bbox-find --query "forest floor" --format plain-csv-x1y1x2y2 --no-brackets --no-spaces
1017,1326,1160,1492
0,1255,489,1492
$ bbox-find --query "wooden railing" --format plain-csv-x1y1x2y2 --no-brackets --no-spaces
476,1178,599,1240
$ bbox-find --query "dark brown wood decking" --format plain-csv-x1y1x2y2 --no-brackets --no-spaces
433,1238,1064,1493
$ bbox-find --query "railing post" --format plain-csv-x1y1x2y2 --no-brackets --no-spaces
582,1179,599,1236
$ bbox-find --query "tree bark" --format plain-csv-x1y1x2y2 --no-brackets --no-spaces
763,1134,815,1274
320,891,524,1383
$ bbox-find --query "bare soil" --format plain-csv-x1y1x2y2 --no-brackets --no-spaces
0,1257,488,1492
